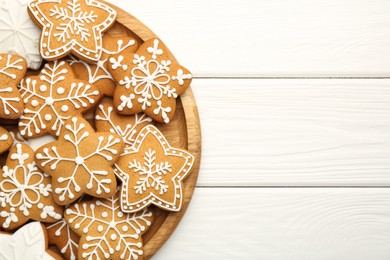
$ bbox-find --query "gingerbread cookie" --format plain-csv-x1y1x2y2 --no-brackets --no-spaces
47,218,80,260
108,38,192,123
18,60,101,138
115,125,194,213
28,0,117,62
0,221,62,259
0,0,42,69
0,126,12,154
0,143,63,230
0,54,27,119
95,100,152,153
68,34,139,96
65,190,153,260
35,116,124,205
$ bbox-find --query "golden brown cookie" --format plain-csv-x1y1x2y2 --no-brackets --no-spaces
0,221,63,259
0,126,12,154
35,116,124,205
115,125,194,213
108,38,193,123
28,0,117,62
95,99,152,153
65,190,153,260
0,143,63,230
68,34,139,97
18,60,101,138
0,54,27,119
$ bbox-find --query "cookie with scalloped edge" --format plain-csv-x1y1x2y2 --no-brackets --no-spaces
108,38,193,123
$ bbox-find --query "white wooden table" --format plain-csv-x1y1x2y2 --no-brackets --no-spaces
110,1,390,259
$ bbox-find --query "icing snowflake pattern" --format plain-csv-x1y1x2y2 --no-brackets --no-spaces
35,116,123,205
0,143,63,230
47,218,79,260
109,38,192,123
19,60,100,138
65,191,153,260
0,0,42,69
28,0,117,61
95,101,152,153
115,125,194,213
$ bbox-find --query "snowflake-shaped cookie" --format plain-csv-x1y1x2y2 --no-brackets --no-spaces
108,38,192,123
47,218,80,260
0,143,63,230
19,60,101,138
28,0,117,62
0,0,42,70
0,221,62,259
115,125,194,213
65,190,153,260
68,34,139,96
35,116,124,205
0,126,11,154
95,100,152,154
0,54,27,119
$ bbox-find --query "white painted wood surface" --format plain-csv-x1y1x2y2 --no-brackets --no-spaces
105,1,390,259
109,0,390,77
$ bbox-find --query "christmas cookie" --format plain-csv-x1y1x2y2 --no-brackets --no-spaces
28,0,117,62
0,143,63,230
95,100,152,153
115,125,194,213
0,221,62,259
108,38,192,123
0,54,27,119
35,116,124,205
0,126,12,154
18,60,101,138
65,190,153,260
0,0,42,70
68,34,139,97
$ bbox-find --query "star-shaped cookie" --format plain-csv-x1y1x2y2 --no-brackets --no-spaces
0,143,63,230
18,60,101,138
115,125,194,213
65,190,153,260
108,38,193,123
35,116,124,205
28,0,117,62
0,54,27,119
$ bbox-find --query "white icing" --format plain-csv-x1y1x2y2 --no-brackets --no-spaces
0,0,42,69
47,218,78,260
0,222,55,259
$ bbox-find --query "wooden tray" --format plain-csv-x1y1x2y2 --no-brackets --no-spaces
106,2,202,259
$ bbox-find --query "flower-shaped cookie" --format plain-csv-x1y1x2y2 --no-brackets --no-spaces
108,38,193,123
0,222,63,259
0,143,63,230
95,100,152,154
115,125,194,213
28,0,117,62
68,34,139,96
0,126,12,154
0,54,27,119
35,116,124,205
65,190,153,260
19,60,101,138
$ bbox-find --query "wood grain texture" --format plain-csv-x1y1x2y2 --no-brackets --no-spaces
194,79,390,186
153,188,390,260
108,0,390,77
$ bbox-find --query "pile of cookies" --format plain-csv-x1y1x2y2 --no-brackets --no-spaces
0,0,194,259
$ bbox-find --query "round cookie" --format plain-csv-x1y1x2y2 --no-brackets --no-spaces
28,0,117,62
0,143,63,230
115,125,194,213
108,38,193,123
18,60,101,138
65,190,154,260
35,116,124,205
0,126,12,154
0,54,27,119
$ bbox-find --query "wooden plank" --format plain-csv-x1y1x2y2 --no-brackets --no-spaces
108,0,390,77
193,79,390,186
153,188,390,260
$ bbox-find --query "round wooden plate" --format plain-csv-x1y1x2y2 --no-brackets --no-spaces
105,2,202,259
